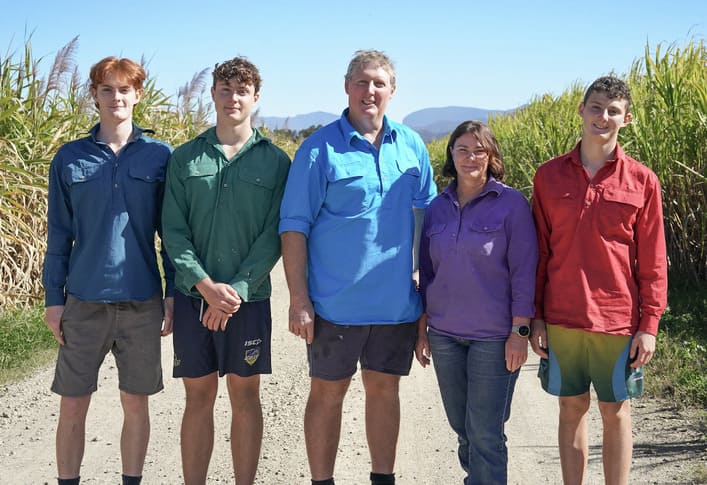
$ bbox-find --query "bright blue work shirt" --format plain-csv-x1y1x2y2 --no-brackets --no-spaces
279,110,437,325
42,124,175,306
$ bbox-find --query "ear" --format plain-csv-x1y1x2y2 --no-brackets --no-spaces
344,79,350,95
390,84,396,96
253,91,260,103
210,85,216,102
623,112,633,125
578,102,585,116
134,88,143,103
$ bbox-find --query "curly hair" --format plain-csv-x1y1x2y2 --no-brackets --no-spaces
213,57,262,93
583,76,632,112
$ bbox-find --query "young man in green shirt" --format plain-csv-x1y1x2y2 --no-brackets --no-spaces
162,57,290,485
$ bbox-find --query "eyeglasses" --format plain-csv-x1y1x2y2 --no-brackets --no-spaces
452,147,488,159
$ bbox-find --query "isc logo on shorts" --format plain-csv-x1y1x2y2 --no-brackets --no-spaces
244,338,262,347
244,348,260,365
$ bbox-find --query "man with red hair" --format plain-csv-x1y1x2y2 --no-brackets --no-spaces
43,56,174,485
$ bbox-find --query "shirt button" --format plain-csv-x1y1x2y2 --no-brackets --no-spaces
256,177,261,183
451,232,456,237
223,183,228,188
114,184,118,188
146,175,151,180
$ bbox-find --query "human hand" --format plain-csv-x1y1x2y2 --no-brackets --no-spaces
195,278,241,314
44,305,65,345
530,318,549,359
161,297,174,336
415,313,431,367
630,330,656,367
201,305,232,331
288,296,315,344
505,333,528,372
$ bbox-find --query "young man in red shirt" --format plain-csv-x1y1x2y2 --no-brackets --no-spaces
530,76,668,485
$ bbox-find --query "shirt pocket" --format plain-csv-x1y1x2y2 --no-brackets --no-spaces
237,164,276,191
64,161,103,186
128,162,165,183
546,190,579,232
466,221,505,257
324,161,375,217
599,187,644,240
184,158,219,192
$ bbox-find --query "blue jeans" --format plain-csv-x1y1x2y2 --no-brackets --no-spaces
429,330,519,485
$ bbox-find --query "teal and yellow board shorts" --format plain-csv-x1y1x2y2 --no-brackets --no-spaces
539,324,642,402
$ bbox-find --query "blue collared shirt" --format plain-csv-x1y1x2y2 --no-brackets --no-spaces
279,110,437,325
42,124,175,306
419,178,538,339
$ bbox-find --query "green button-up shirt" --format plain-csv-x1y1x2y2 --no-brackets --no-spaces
162,127,290,301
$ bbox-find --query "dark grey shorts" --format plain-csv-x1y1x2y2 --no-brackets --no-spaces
307,315,417,380
52,294,164,397
172,290,272,378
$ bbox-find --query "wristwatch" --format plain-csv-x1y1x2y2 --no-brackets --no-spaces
512,324,530,337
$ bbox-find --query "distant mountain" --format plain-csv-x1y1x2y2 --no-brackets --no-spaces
256,111,338,132
403,106,513,141
256,106,518,141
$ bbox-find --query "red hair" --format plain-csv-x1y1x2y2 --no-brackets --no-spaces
89,57,146,91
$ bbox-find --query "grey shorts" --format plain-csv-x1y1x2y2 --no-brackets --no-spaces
51,294,164,397
307,315,417,380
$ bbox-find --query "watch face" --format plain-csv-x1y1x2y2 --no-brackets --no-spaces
517,325,530,337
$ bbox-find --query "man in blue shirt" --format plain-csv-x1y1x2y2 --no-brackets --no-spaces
279,49,436,485
42,57,174,485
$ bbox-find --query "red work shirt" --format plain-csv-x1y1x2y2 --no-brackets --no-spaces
532,143,667,336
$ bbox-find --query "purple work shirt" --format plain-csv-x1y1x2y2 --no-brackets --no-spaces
419,178,538,340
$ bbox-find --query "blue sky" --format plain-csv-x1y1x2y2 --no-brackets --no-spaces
1,0,705,121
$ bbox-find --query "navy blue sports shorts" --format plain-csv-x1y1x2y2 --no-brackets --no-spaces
172,290,272,378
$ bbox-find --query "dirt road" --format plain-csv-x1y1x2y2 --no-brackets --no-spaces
1,262,703,484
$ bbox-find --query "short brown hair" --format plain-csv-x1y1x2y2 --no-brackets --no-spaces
444,120,505,181
89,57,146,91
213,57,262,93
345,50,396,87
583,76,632,113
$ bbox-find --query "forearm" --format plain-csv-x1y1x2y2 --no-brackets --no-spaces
280,231,310,302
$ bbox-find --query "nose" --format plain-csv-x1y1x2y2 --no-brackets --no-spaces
365,81,375,94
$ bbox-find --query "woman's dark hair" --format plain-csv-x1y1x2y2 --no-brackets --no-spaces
443,120,505,181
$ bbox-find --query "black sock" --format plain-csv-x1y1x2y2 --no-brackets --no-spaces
370,472,395,485
312,479,335,485
122,475,142,485
58,478,80,485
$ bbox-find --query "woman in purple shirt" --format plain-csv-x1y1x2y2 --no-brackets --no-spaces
415,120,538,485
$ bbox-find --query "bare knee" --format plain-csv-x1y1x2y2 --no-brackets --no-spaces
559,394,591,423
183,374,218,410
59,395,91,421
309,377,350,408
598,400,631,426
120,392,149,416
361,370,400,400
226,374,261,411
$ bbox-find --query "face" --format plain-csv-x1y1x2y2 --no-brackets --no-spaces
211,79,259,126
451,133,489,184
344,63,395,125
91,73,142,122
579,91,632,143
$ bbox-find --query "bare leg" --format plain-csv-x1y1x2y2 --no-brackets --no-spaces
181,373,218,485
304,377,352,480
226,374,263,485
598,400,632,485
56,395,91,479
361,370,401,474
558,393,591,485
119,391,150,476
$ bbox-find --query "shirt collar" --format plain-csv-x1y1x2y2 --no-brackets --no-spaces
88,122,151,143
442,176,504,202
566,141,627,166
339,108,396,145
